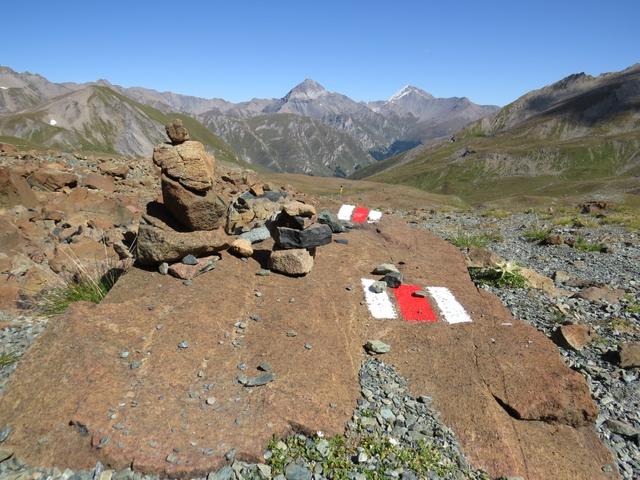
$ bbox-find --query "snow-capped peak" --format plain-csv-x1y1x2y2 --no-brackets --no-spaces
388,85,433,102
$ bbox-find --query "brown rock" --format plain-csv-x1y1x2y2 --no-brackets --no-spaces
574,286,626,304
619,342,640,368
249,183,264,196
283,200,316,218
165,119,190,144
554,324,594,351
520,267,570,298
29,168,77,191
168,255,218,280
152,141,214,192
135,223,230,265
0,142,18,154
230,239,253,257
0,167,38,208
270,248,313,276
544,234,565,246
98,162,129,179
464,247,504,268
161,174,228,231
83,174,115,194
0,217,615,480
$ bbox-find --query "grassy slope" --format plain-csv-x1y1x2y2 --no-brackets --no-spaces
362,117,640,205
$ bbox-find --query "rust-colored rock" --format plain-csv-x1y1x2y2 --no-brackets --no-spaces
0,217,616,479
0,167,38,208
161,174,228,231
83,173,115,194
554,324,594,351
574,286,626,304
29,167,77,191
168,255,218,280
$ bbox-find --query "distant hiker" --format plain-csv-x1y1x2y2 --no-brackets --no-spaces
339,185,344,196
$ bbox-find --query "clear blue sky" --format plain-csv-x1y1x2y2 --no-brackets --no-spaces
3,0,639,106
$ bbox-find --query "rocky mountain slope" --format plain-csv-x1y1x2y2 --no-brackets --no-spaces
354,64,640,203
0,66,497,176
0,81,240,164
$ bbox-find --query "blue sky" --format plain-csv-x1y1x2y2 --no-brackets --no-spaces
3,0,639,106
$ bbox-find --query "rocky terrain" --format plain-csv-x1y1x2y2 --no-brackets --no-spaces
0,122,636,479
396,205,640,478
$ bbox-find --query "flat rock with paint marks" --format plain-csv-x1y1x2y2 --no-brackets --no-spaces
0,216,617,479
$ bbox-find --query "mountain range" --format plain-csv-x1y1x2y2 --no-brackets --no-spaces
353,63,640,203
0,66,498,175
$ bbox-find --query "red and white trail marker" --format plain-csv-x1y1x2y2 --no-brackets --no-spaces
337,204,382,224
361,279,472,325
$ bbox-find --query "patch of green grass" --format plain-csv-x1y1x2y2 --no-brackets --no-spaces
552,216,598,228
624,304,640,315
266,433,459,480
447,231,503,248
573,236,606,253
481,208,512,219
0,352,19,368
469,264,528,288
39,269,122,316
523,226,553,243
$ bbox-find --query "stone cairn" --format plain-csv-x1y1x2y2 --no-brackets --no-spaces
268,201,333,276
136,119,335,277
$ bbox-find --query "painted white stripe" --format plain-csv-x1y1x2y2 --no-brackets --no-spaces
361,278,397,319
427,287,472,324
337,204,355,221
367,210,382,223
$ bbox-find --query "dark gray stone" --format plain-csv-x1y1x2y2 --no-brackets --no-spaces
182,254,198,265
318,210,346,233
383,271,403,288
275,224,332,249
237,372,275,387
285,463,312,480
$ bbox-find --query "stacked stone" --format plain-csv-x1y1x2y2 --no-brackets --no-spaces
268,201,332,276
153,119,229,231
136,120,232,265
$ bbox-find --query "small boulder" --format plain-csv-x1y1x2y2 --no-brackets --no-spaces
317,210,345,233
165,119,190,144
231,239,253,257
29,167,77,191
83,173,115,193
153,141,215,192
0,167,38,208
364,340,390,354
239,226,271,244
372,263,400,275
270,248,314,276
619,342,640,369
574,286,626,304
383,271,403,288
136,223,230,265
273,224,332,249
369,281,387,293
554,324,594,351
282,201,316,218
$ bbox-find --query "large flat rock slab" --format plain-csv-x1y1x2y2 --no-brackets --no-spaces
0,217,617,479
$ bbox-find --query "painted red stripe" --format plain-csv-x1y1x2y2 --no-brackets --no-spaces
392,284,437,322
352,207,369,223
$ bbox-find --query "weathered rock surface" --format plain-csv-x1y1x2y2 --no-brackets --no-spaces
574,286,626,304
152,141,214,192
136,223,230,265
270,248,314,276
161,174,228,231
29,167,77,191
0,217,616,479
0,167,38,208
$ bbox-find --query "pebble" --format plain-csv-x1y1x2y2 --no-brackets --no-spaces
178,341,189,349
182,254,198,265
365,340,391,354
256,269,271,276
158,262,169,275
206,397,216,406
303,343,312,350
